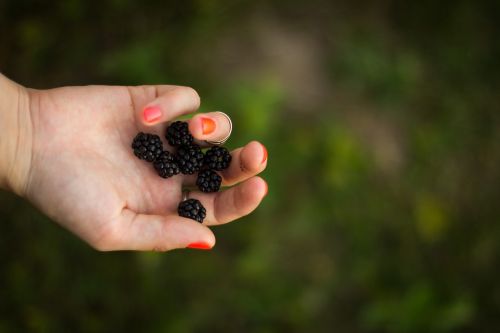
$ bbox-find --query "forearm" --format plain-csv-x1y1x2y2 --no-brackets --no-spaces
0,73,33,196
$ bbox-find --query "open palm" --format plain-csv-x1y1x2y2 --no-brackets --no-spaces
25,84,267,251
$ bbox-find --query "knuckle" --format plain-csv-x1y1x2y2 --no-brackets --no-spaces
140,85,154,98
147,85,160,98
239,159,248,173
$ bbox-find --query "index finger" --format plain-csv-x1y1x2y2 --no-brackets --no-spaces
128,85,201,126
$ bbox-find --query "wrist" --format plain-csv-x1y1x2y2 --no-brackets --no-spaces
0,74,33,196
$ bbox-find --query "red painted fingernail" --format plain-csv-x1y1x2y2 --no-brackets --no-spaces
143,106,162,123
201,117,216,135
261,144,268,164
187,242,212,250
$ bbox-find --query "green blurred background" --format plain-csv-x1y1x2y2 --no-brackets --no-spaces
1,0,500,332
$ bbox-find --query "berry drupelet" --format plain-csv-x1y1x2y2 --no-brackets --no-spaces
196,169,222,193
153,151,180,178
204,146,232,171
165,121,193,147
131,132,163,162
176,144,204,174
178,199,206,223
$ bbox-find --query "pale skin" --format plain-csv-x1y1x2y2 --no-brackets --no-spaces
0,73,268,251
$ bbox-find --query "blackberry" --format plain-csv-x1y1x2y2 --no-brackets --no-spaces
204,146,232,171
176,144,204,174
131,132,163,162
196,169,222,193
153,151,180,178
165,121,193,147
178,199,206,223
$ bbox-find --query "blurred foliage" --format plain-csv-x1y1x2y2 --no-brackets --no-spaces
1,0,500,332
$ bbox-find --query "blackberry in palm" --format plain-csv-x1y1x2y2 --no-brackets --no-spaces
131,132,163,162
176,144,204,174
153,151,180,178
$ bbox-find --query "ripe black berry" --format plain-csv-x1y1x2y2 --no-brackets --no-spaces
165,121,193,147
204,146,232,171
131,132,163,162
176,144,204,174
178,199,206,223
153,151,180,178
196,169,222,193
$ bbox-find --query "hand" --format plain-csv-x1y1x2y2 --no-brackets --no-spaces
8,83,268,251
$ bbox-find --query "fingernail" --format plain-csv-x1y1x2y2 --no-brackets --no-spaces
187,242,212,250
261,144,268,164
143,106,162,123
201,117,216,135
264,181,268,197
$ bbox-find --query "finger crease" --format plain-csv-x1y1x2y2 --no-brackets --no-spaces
239,160,247,173
212,192,222,225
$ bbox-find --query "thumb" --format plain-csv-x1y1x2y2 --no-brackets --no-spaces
129,85,200,126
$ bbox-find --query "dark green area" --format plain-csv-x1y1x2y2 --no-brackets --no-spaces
1,0,500,332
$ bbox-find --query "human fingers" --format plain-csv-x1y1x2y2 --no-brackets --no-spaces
183,141,267,187
130,85,201,126
90,209,215,251
188,111,231,147
219,141,267,186
186,176,267,226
